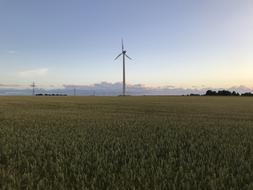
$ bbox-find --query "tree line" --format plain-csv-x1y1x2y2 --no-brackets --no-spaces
36,93,67,96
187,90,253,96
205,90,253,96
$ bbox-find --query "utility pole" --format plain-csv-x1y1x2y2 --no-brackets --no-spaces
74,88,76,96
31,81,36,96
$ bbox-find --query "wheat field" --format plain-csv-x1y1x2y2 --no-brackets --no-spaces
0,96,253,189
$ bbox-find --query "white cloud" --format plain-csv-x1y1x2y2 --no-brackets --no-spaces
8,50,17,54
62,82,253,95
19,68,49,78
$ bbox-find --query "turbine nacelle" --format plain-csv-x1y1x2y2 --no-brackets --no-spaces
114,40,132,60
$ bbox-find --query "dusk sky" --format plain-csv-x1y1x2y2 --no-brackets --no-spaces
0,0,253,89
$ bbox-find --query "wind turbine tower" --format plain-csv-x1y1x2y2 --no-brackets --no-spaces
114,39,132,96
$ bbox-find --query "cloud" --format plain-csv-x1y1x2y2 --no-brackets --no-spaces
19,68,48,78
7,50,17,54
0,84,22,88
63,82,253,96
228,85,253,93
0,82,253,96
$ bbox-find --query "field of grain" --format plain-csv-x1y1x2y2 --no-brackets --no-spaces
0,96,253,189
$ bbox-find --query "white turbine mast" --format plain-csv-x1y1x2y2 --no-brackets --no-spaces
114,39,132,96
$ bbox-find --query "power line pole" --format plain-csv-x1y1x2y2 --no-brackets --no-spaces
74,88,76,96
31,81,36,96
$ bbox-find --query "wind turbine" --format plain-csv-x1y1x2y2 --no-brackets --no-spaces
114,39,132,96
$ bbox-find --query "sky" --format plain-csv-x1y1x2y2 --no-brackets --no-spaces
0,0,253,89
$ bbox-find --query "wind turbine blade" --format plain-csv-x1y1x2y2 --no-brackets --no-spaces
114,53,123,60
122,38,124,51
125,54,132,60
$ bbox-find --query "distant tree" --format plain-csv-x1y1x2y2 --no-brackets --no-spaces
206,90,240,96
241,92,253,96
206,90,217,96
232,91,240,96
218,90,232,96
190,94,201,96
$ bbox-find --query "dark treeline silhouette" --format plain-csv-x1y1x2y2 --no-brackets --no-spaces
189,94,201,96
205,90,253,96
36,94,67,96
241,92,253,96
206,90,239,96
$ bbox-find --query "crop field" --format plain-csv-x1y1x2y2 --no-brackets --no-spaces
1,96,253,189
